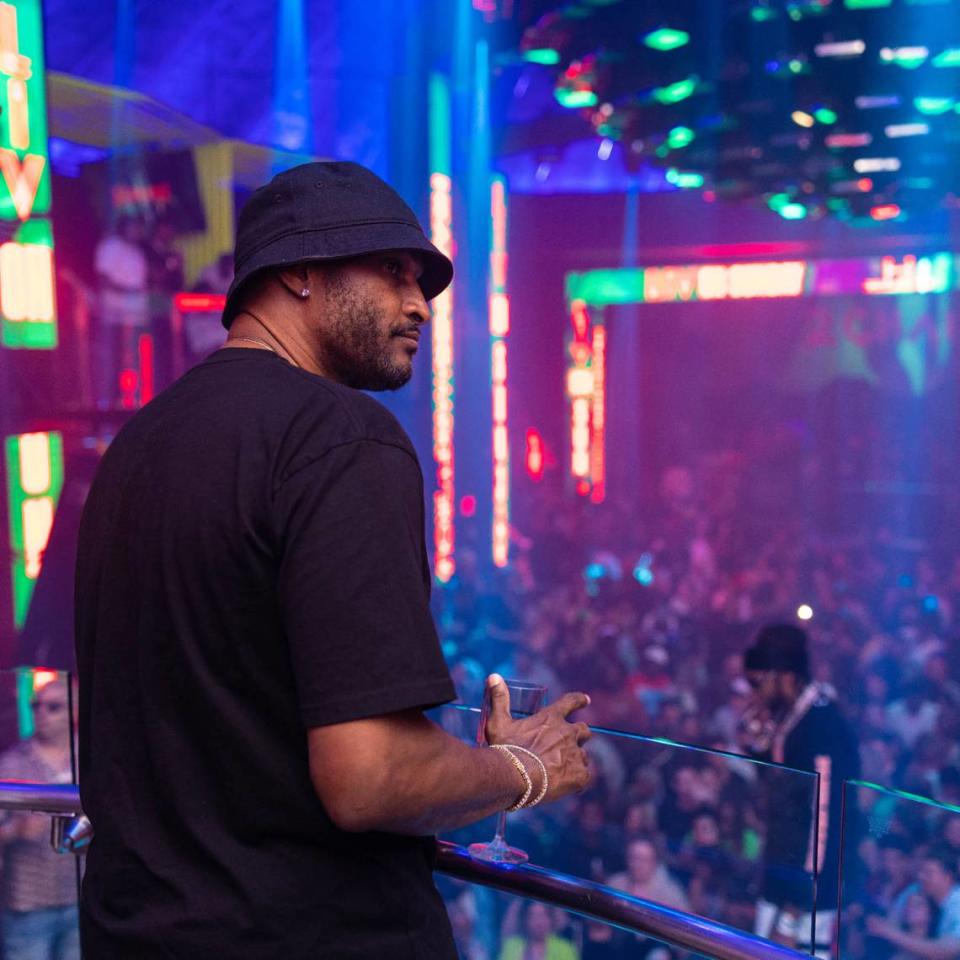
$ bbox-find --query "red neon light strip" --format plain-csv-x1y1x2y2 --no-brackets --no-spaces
138,334,154,405
174,293,227,313
589,325,606,504
567,301,593,491
525,429,544,481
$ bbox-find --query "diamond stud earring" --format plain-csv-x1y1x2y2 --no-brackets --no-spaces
300,288,310,297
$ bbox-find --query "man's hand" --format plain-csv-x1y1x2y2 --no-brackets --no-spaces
483,674,592,803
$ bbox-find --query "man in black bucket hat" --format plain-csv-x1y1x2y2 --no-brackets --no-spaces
221,161,453,389
740,623,859,959
75,161,592,959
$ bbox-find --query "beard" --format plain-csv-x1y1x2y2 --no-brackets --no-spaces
321,273,413,391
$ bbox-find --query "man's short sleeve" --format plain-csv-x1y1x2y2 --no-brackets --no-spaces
275,438,455,728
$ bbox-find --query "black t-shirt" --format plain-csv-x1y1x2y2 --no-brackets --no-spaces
760,694,860,909
75,349,458,959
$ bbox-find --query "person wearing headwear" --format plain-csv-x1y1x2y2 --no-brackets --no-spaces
75,162,593,959
741,623,860,959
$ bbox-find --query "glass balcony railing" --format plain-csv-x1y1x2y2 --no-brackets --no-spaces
0,668,80,960
836,779,960,960
0,671,911,960
434,702,822,959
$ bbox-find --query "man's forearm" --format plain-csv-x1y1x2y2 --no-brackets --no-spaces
310,712,530,835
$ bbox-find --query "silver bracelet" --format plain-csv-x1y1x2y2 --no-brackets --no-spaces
490,744,532,811
503,745,549,808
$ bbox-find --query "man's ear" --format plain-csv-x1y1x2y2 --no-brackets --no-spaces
275,263,312,300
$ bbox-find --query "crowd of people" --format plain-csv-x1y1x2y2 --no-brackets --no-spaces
433,446,960,959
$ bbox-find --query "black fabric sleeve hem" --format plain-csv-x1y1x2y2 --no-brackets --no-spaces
301,677,457,728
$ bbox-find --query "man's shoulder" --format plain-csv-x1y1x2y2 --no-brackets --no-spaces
317,379,412,448
272,373,418,473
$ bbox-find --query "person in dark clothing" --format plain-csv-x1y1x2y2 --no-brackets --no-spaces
742,623,860,959
75,161,593,960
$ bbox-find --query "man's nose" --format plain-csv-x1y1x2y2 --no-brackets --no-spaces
404,287,431,325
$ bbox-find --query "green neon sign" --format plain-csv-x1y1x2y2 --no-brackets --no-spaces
0,0,57,350
5,432,64,629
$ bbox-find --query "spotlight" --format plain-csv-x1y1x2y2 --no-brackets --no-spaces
880,46,928,68
652,75,699,105
854,157,901,173
643,28,690,52
778,202,808,220
797,604,814,620
914,96,955,115
870,204,901,220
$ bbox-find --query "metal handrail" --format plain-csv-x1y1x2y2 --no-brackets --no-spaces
0,781,82,815
436,842,809,960
0,782,809,960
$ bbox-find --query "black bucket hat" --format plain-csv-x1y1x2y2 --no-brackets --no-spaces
745,623,810,677
222,161,453,327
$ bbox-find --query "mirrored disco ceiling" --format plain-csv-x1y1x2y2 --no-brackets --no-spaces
491,0,960,222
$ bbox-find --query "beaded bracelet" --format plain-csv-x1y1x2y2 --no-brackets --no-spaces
503,745,549,809
490,743,532,811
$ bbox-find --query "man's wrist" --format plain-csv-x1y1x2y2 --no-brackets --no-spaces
489,744,531,809
489,744,546,811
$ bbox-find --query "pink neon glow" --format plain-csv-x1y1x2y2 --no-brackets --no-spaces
490,177,511,568
589,326,606,504
525,429,544,481
430,173,455,583
119,368,138,410
490,179,508,288
568,300,594,488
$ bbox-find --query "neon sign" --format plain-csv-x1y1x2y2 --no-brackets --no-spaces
429,74,455,583
565,252,958,499
0,0,56,349
490,176,510,567
589,326,606,503
174,292,227,313
862,255,952,295
5,431,63,628
566,254,957,307
566,299,599,496
643,261,807,302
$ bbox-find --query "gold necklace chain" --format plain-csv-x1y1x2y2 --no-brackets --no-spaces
227,336,277,353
